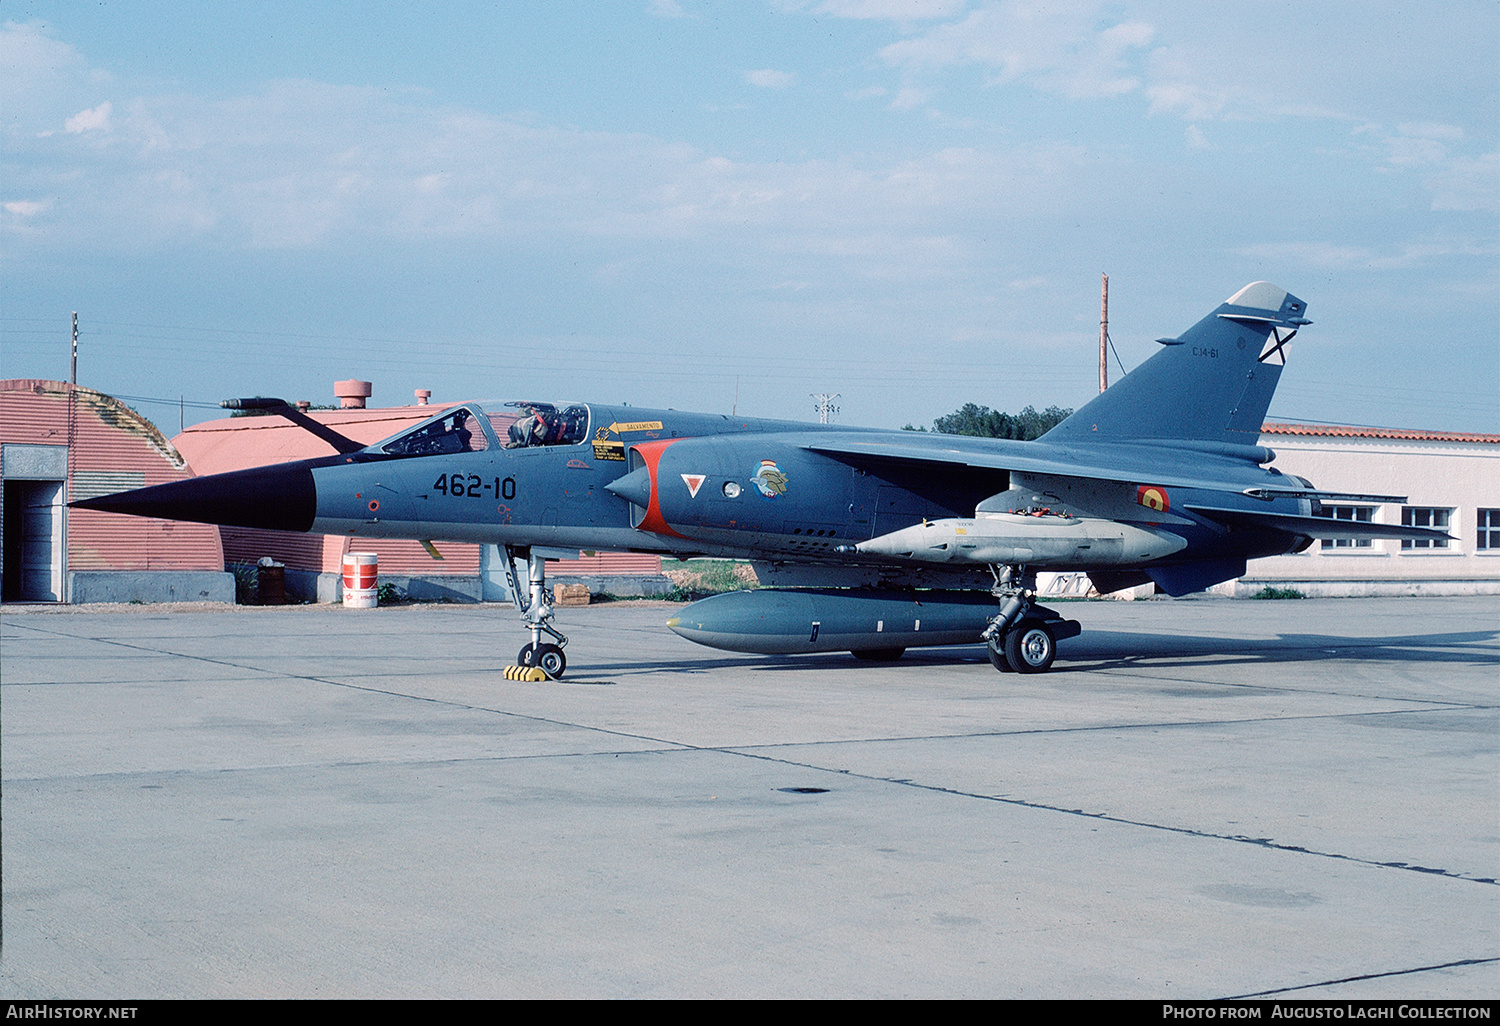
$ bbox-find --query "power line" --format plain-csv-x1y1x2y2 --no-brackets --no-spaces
109,393,225,411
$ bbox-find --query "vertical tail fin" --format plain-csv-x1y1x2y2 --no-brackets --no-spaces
1041,283,1309,446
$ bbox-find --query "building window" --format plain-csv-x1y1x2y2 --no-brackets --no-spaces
1479,509,1500,551
1314,505,1374,549
1401,507,1451,550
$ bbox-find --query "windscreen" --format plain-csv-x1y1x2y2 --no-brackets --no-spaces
380,406,491,456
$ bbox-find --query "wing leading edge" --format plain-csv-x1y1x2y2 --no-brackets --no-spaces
806,437,1275,496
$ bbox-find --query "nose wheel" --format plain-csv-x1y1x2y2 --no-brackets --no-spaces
518,642,567,679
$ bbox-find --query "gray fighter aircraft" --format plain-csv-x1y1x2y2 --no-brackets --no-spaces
74,283,1449,677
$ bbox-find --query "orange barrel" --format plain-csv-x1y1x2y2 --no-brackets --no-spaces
342,552,379,608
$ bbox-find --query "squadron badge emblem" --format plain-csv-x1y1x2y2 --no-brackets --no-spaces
751,460,788,499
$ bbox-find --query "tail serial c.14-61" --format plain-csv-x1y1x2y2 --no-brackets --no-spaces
75,284,1450,678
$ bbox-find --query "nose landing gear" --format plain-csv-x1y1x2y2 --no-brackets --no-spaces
504,545,569,679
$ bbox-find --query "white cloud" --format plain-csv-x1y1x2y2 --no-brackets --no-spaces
1375,123,1465,168
1428,153,1499,214
5,9,1493,366
647,0,690,17
3,199,49,216
866,1,1496,134
2,69,1116,262
745,69,797,89
889,85,931,110
64,101,112,133
1399,123,1465,142
1142,45,1230,120
1236,241,1376,270
1351,123,1496,213
1145,82,1221,121
877,2,1154,104
0,21,88,91
818,0,967,19
1099,21,1153,50
1,21,108,135
1132,6,1494,127
1237,239,1496,271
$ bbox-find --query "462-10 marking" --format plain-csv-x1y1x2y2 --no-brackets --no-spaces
434,473,516,500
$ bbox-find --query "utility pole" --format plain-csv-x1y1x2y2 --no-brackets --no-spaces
811,393,840,424
71,312,78,385
1099,275,1108,394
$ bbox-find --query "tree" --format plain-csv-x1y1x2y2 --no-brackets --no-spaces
230,401,336,418
923,403,1073,440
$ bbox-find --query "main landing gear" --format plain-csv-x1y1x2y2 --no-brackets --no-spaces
503,545,568,678
981,565,1081,674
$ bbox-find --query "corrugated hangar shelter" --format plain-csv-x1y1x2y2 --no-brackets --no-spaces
168,383,667,604
0,379,231,603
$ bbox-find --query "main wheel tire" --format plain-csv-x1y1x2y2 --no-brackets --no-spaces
1004,619,1056,674
851,647,905,662
987,638,1014,672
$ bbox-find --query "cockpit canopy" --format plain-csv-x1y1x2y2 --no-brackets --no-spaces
375,401,591,457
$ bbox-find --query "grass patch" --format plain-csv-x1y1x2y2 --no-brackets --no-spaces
229,564,258,605
660,560,759,601
1250,585,1306,600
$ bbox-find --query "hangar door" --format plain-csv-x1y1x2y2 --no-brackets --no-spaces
2,444,68,602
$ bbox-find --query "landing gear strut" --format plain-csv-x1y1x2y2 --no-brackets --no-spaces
504,545,568,678
981,565,1080,674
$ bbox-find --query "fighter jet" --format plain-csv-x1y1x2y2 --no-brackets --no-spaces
74,283,1449,677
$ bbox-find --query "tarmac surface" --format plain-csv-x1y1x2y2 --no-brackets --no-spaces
1,595,1496,999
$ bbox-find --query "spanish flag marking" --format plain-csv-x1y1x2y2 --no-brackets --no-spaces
1136,485,1169,513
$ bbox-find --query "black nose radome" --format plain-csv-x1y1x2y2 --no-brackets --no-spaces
71,460,319,533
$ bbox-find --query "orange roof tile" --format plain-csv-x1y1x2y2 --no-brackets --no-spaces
1260,422,1500,444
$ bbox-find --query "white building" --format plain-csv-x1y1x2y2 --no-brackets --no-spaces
1217,423,1500,597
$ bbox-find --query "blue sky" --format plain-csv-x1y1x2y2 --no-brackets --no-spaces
3,1,1496,433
